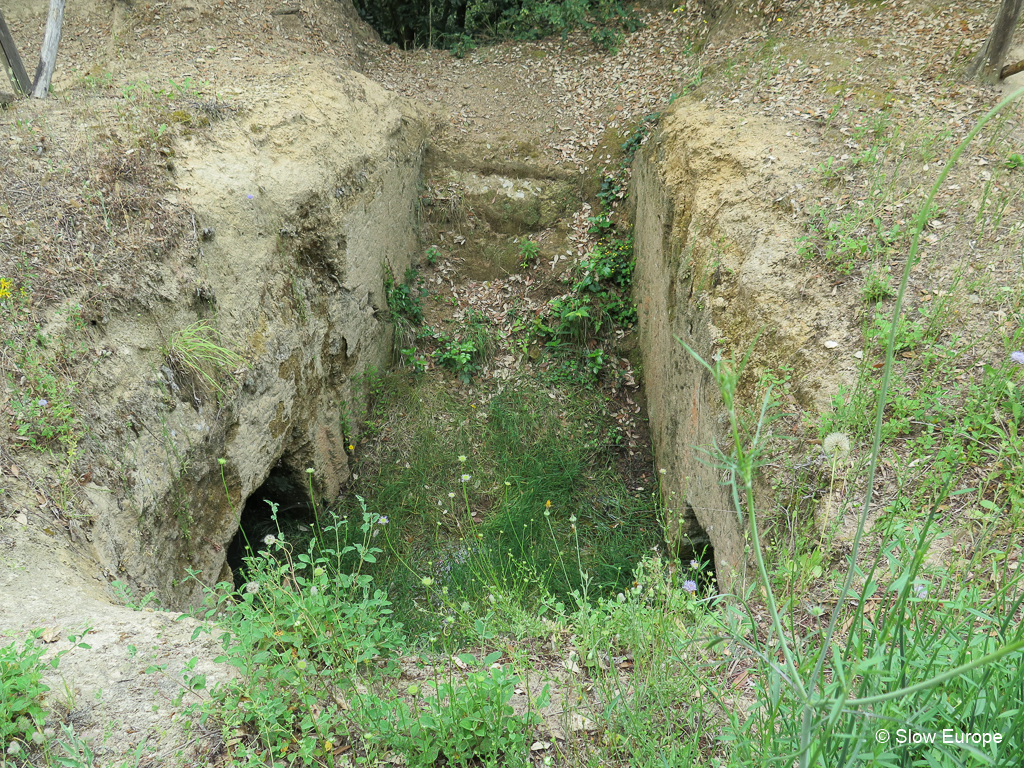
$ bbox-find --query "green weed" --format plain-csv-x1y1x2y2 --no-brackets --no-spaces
384,266,425,325
163,320,245,397
1,633,53,750
362,651,543,766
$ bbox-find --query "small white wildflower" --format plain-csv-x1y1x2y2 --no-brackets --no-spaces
244,581,260,594
690,559,701,569
310,586,319,596
461,474,471,483
263,534,276,546
449,492,456,499
822,432,851,461
458,455,467,463
659,468,667,475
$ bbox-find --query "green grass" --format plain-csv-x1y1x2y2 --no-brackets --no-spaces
329,377,661,639
162,320,246,397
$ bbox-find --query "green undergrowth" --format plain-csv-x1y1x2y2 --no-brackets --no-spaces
331,376,662,639
352,0,642,55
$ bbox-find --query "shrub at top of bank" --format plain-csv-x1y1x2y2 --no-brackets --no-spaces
353,0,641,53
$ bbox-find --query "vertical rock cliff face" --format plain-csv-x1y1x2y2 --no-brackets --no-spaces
80,71,427,608
633,102,849,590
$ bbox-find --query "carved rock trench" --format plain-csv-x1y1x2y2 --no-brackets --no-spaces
0,25,853,760
633,101,853,589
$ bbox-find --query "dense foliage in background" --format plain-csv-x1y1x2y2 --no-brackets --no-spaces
352,0,641,52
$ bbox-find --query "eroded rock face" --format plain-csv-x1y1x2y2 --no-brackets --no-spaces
633,102,853,590
455,170,578,235
80,70,427,609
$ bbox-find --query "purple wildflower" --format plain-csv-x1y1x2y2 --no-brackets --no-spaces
682,580,698,594
1012,351,1024,365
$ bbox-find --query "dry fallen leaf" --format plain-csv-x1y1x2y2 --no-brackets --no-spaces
41,628,60,644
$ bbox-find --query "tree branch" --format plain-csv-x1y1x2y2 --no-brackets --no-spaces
1002,58,1024,80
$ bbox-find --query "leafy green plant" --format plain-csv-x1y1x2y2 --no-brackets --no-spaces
1005,152,1023,170
429,311,493,382
433,334,482,382
862,267,895,303
1,632,57,749
203,502,405,765
384,266,425,325
8,355,83,450
518,238,539,269
364,652,544,766
163,320,245,396
111,581,160,611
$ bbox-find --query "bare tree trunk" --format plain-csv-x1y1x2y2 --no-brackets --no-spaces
0,9,32,95
31,0,65,98
967,0,1024,83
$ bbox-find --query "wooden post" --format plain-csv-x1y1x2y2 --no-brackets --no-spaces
31,0,65,98
0,9,32,95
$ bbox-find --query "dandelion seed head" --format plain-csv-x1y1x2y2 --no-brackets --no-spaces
823,432,851,460
263,534,276,546
244,581,260,594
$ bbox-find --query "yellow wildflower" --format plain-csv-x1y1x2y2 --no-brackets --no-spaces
0,278,11,300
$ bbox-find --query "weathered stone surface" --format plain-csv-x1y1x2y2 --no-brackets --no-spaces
76,69,427,609
455,170,579,235
633,102,855,591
